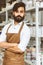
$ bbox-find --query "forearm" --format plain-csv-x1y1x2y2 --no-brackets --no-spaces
7,45,24,53
0,42,24,53
0,42,17,48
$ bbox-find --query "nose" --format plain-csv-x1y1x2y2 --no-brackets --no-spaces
18,12,21,15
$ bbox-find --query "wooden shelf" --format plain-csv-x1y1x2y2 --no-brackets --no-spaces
0,1,16,14
26,6,35,12
26,4,43,12
26,23,43,26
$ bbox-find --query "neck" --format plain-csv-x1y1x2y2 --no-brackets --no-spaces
14,21,19,25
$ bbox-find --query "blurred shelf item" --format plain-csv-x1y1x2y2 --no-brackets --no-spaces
24,1,43,65
25,59,34,65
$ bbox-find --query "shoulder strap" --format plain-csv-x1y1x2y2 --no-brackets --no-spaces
6,22,24,34
6,24,12,33
18,22,24,34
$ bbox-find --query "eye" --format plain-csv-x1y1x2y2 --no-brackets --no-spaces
20,11,24,13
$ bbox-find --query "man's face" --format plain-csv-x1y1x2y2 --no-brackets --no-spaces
13,7,25,23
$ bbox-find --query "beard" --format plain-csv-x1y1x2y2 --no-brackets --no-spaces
13,15,24,23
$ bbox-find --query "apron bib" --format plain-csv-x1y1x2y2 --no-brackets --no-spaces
3,22,25,65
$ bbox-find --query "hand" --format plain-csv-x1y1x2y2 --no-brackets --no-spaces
11,43,18,47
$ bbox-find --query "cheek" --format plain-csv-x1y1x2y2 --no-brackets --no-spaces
21,13,25,17
14,14,17,17
13,12,18,16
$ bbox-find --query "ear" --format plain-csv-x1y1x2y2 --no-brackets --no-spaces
12,11,15,15
12,12,14,15
24,13,26,16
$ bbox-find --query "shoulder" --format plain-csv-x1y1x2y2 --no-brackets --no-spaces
21,22,30,36
2,22,12,33
23,23,30,32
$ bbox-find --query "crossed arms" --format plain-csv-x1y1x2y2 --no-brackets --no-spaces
0,42,23,53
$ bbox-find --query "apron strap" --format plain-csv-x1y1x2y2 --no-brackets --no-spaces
18,22,24,34
6,24,12,34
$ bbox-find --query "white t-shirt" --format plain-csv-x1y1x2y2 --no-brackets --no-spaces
0,21,30,52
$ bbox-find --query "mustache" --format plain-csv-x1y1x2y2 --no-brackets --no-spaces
16,15,22,18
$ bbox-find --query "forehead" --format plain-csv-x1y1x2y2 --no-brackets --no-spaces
17,7,25,11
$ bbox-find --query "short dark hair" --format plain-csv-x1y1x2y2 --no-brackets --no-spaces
13,2,25,11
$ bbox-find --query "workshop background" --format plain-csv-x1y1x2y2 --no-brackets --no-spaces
0,0,43,65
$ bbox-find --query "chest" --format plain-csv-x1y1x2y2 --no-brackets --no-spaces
6,33,20,43
6,22,24,43
7,25,20,33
